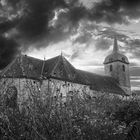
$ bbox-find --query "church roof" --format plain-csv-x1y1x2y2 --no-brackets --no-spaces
104,52,129,64
0,55,44,80
0,54,126,95
76,70,125,94
104,37,129,64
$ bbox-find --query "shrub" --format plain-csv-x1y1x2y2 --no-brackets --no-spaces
0,89,128,140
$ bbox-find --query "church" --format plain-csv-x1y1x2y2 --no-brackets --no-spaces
0,38,131,106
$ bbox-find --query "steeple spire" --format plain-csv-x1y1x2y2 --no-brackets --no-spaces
61,50,63,57
113,36,119,52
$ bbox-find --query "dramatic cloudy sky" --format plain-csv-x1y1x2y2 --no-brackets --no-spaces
0,0,140,90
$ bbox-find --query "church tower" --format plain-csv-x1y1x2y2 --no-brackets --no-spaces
104,37,131,94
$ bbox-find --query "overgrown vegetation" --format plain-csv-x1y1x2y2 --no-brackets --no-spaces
0,79,140,140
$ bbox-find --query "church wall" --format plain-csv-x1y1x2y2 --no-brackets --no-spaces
41,78,92,101
0,77,127,108
0,78,41,108
0,77,93,107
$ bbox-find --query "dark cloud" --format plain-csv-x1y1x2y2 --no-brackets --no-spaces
0,0,68,69
0,19,19,34
88,0,140,24
17,0,66,39
64,6,87,25
7,0,21,5
0,35,19,69
1,0,140,69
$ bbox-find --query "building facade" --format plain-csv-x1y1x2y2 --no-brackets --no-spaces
0,38,131,107
104,37,131,94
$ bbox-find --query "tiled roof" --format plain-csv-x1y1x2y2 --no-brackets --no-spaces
104,52,129,64
43,55,76,80
0,55,43,80
76,70,126,95
0,55,126,95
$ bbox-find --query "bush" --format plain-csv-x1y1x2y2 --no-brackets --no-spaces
0,89,129,140
113,99,140,126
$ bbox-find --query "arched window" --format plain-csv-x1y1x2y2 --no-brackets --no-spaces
5,86,18,108
110,65,113,72
123,65,125,72
122,65,125,72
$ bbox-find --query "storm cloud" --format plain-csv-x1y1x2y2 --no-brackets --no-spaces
0,35,19,68
1,0,140,69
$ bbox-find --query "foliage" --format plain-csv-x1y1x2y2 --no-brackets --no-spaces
113,99,140,126
111,96,140,140
124,121,140,140
1,79,138,139
0,88,128,140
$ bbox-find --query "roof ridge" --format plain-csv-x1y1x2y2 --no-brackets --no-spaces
45,55,60,62
61,56,76,74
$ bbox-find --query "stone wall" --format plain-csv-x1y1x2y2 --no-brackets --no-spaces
0,78,41,108
41,78,92,101
0,77,126,108
0,77,93,107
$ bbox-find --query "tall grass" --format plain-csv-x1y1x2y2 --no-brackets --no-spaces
0,78,139,140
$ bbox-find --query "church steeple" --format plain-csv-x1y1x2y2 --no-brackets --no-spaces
113,36,119,52
104,37,131,95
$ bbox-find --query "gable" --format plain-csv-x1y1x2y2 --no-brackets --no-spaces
43,55,77,81
0,54,126,95
1,55,43,80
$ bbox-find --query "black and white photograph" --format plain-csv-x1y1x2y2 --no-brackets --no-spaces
0,0,140,139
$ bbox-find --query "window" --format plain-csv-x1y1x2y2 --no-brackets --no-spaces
123,65,125,72
110,65,113,72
